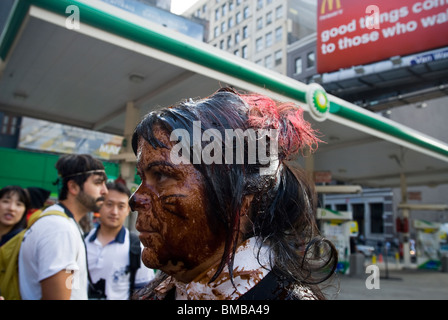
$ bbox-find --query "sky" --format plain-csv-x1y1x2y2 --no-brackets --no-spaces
170,0,200,15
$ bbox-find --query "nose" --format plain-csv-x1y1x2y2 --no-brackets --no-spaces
7,201,17,211
129,186,145,212
101,182,108,196
129,184,157,212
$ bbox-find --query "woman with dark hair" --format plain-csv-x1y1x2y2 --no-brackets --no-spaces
0,186,31,246
130,87,338,300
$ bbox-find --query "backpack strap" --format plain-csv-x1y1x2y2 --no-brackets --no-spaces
128,231,141,300
27,209,68,228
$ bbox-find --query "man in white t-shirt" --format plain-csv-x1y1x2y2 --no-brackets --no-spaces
19,154,108,300
85,182,155,300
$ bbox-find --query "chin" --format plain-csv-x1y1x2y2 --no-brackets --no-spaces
141,247,161,270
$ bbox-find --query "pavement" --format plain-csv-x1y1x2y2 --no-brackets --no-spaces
324,259,448,300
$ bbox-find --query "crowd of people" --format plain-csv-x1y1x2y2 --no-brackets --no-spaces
0,154,155,300
0,88,338,300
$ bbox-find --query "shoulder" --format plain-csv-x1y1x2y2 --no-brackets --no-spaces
84,226,99,242
29,205,73,234
0,227,23,246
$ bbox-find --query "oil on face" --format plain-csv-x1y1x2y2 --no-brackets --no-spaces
130,125,226,283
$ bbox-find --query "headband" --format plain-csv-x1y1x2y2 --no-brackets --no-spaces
62,169,106,179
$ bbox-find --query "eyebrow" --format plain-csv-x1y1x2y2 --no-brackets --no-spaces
142,160,175,171
160,194,187,200
92,175,107,182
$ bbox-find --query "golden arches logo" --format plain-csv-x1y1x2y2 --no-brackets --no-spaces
321,0,341,14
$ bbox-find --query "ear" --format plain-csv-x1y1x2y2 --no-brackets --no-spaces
67,179,80,196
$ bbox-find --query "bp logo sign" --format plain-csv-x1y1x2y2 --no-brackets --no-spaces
306,83,330,121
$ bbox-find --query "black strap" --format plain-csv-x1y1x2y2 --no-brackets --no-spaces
58,203,98,297
238,269,290,300
128,231,141,299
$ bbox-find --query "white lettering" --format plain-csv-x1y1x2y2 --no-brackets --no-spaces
65,5,80,30
365,265,380,289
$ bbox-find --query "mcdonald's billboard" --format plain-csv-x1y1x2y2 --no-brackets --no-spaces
316,0,448,73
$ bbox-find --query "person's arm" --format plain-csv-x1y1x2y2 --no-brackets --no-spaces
40,270,72,300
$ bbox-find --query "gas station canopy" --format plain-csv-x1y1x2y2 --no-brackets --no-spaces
1,0,448,188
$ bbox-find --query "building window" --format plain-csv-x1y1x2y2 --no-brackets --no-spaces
236,11,242,24
243,6,250,19
352,203,365,238
267,0,273,4
370,203,384,234
265,55,273,69
243,25,248,38
256,0,263,10
221,21,226,33
275,26,282,42
202,4,207,13
255,59,262,65
266,11,272,24
275,5,283,19
214,26,219,38
295,57,302,74
235,31,240,44
229,1,234,11
256,17,263,30
220,40,224,49
256,37,263,52
227,35,232,48
228,17,234,28
234,49,239,56
236,0,241,5
215,8,220,21
307,52,315,69
336,204,348,211
222,4,227,16
274,49,282,66
1,114,18,135
242,45,248,59
265,31,272,47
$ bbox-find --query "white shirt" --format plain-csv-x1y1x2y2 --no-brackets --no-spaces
18,204,88,300
85,226,155,300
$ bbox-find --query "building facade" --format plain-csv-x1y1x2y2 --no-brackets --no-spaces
184,0,316,75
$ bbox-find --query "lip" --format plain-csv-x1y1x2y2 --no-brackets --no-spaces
2,213,15,220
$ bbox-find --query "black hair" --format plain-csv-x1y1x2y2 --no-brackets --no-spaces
106,181,131,198
27,187,50,209
55,154,107,201
132,88,338,298
0,185,31,231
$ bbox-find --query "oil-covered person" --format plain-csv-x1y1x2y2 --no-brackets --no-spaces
130,87,338,300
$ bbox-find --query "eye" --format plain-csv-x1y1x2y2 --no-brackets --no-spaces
151,165,178,184
153,170,168,183
16,201,25,208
